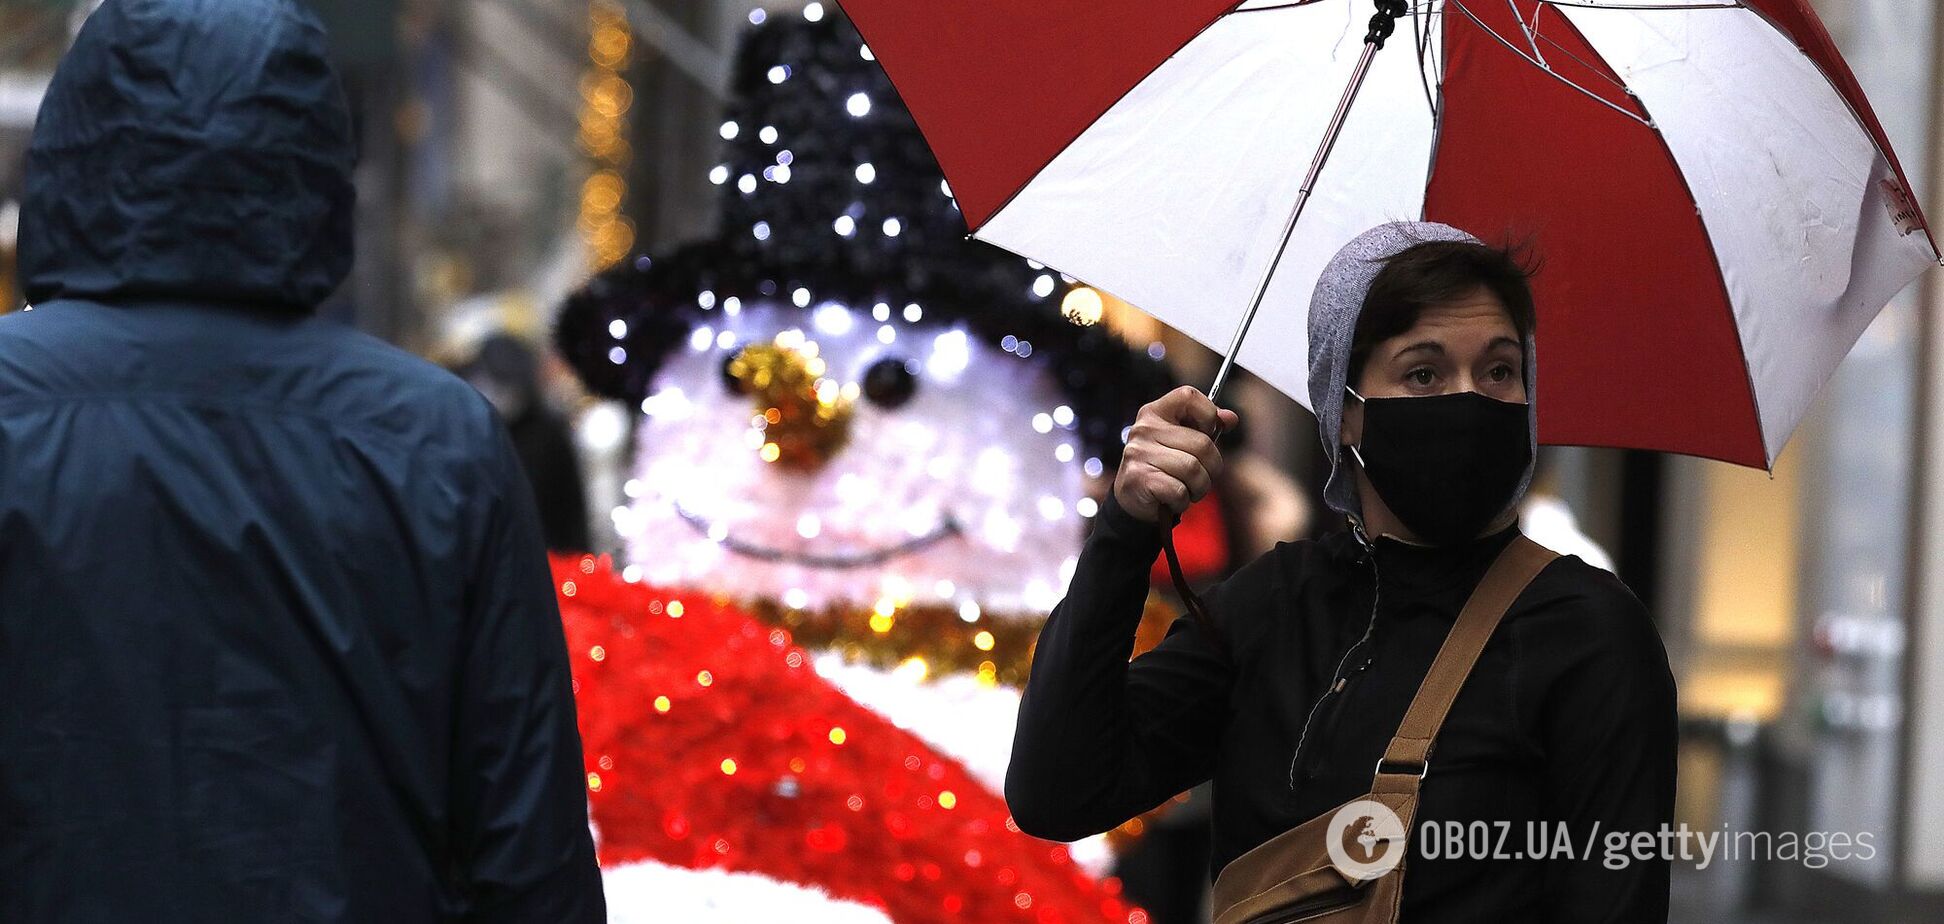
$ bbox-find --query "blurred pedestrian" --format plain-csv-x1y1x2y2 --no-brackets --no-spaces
0,1,604,921
463,333,592,553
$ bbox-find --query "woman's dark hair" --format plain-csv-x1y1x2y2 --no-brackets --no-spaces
1347,239,1539,386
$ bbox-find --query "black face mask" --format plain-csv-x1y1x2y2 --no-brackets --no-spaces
1346,388,1532,546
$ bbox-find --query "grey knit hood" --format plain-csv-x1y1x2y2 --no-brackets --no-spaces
1307,221,1539,525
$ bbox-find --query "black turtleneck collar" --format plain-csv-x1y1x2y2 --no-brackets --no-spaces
1362,519,1524,602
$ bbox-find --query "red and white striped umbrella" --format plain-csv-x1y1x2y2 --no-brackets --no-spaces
835,0,1939,468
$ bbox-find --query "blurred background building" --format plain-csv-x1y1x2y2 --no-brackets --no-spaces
2,1,1942,921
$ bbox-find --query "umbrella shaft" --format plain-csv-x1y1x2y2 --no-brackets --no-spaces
1208,40,1382,406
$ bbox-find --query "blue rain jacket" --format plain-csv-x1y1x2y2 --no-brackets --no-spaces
0,1,604,920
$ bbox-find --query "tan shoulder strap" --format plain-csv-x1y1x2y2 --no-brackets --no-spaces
1374,536,1557,788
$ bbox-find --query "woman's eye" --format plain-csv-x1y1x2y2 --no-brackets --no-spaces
1488,364,1513,382
1407,368,1436,387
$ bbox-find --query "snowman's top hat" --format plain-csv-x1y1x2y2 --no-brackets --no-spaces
556,9,1169,465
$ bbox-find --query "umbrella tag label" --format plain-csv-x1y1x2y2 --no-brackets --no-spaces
1883,178,1923,237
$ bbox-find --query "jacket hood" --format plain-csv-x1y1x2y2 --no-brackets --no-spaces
19,0,356,311
1307,221,1540,524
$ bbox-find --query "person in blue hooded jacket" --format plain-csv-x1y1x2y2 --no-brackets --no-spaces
0,1,605,921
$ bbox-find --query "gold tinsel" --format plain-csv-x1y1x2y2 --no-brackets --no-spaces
743,593,1182,689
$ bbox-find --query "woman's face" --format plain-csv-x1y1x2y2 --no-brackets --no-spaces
1340,286,1525,447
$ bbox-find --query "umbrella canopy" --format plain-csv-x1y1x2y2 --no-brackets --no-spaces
835,0,1940,468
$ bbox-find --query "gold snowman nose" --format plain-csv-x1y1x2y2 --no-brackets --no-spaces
727,337,854,471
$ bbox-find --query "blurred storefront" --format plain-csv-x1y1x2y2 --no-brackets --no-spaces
0,1,68,316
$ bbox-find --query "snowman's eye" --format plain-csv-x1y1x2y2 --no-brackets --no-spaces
863,356,918,408
720,353,752,395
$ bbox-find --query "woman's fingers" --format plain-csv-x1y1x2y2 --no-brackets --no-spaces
1125,443,1214,512
1131,469,1191,518
1147,424,1225,481
1154,385,1226,435
1113,388,1240,522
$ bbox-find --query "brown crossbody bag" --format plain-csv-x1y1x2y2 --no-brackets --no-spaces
1208,536,1558,924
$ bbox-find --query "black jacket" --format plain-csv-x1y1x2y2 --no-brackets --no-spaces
1007,496,1677,923
0,1,603,920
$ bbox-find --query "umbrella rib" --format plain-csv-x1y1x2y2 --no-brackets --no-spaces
1444,0,1654,127
1228,0,1333,12
1412,0,1444,120
1507,0,1552,68
1532,37,1630,96
1528,5,1637,97
1417,0,1452,219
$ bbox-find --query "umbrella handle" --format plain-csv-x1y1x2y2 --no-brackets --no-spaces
1365,0,1411,49
1162,511,1227,652
1162,414,1230,652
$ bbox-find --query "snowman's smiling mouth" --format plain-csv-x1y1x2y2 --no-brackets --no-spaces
672,502,963,569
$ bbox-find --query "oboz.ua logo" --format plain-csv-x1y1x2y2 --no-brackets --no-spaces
1326,799,1407,882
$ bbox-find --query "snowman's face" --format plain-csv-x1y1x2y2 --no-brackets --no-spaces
618,299,1097,617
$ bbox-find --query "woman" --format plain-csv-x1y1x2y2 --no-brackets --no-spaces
1006,222,1677,922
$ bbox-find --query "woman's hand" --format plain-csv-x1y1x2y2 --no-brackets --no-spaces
1113,386,1240,523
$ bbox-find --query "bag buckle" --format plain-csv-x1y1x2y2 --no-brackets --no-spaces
1374,757,1428,780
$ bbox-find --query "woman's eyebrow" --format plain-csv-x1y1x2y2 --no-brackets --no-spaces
1488,336,1523,353
1392,341,1443,360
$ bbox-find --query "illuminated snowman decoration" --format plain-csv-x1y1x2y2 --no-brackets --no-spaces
559,248,1161,826
551,9,1167,874
618,294,1094,619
